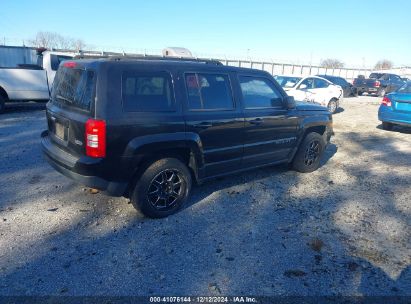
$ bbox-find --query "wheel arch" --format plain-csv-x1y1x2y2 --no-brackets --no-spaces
122,132,204,196
0,86,9,101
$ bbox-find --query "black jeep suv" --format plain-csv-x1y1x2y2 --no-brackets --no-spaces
41,57,333,218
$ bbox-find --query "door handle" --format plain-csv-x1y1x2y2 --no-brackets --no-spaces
249,118,264,125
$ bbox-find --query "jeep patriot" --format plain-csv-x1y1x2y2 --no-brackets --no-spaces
41,57,333,218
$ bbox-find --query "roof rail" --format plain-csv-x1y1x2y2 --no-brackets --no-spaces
72,53,223,65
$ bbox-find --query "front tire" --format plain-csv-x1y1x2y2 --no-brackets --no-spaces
382,122,394,131
327,99,338,114
0,95,5,114
130,158,192,218
292,132,326,173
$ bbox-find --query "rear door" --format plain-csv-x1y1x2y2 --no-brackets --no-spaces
182,71,244,178
46,62,96,157
238,74,299,167
311,78,335,104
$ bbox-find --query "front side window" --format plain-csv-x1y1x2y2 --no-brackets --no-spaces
185,73,233,110
122,72,174,112
239,76,283,108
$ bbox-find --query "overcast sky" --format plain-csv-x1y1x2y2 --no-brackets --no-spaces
1,0,410,67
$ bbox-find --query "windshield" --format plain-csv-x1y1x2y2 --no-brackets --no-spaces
274,76,301,88
51,67,95,111
397,82,411,93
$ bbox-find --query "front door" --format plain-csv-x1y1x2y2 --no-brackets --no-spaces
238,74,299,168
182,71,245,178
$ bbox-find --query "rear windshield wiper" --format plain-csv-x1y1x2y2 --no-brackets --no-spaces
56,94,73,104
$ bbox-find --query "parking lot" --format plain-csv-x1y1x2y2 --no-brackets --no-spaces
0,96,410,296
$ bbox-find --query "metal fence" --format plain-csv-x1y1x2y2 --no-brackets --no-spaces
220,59,372,81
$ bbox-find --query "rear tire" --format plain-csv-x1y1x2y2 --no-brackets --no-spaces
130,158,192,218
292,132,326,173
0,95,5,114
382,122,394,131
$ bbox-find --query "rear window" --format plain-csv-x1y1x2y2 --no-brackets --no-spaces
122,72,174,112
50,55,73,71
398,82,411,93
369,73,383,79
51,67,95,111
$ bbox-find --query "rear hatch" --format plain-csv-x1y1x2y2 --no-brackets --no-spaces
46,62,96,157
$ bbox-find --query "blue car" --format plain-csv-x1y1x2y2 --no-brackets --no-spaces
378,81,411,130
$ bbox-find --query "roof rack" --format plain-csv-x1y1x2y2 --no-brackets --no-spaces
72,53,223,65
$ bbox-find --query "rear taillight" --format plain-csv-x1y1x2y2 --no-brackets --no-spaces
374,80,380,87
85,119,106,158
381,96,391,107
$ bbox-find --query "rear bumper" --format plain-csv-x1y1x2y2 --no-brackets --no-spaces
41,131,128,196
378,106,411,126
355,86,379,93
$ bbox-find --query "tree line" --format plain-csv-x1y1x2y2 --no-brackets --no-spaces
28,31,87,51
320,58,394,70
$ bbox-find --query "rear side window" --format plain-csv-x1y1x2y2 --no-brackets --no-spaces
239,76,283,108
122,72,174,112
185,73,233,110
52,67,95,111
314,78,330,88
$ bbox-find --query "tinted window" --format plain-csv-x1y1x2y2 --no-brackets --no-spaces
379,74,390,80
185,73,233,110
52,67,95,111
334,77,348,86
122,72,174,112
239,76,283,108
314,78,329,89
370,73,383,79
51,55,73,71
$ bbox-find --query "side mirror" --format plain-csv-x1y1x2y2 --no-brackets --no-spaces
286,96,296,109
299,84,307,90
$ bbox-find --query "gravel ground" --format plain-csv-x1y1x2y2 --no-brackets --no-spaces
0,97,410,296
